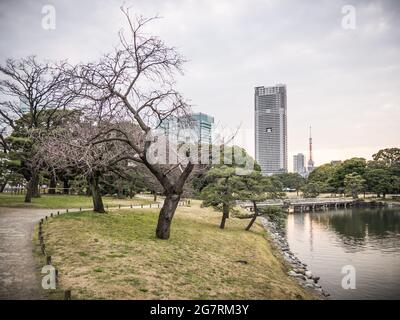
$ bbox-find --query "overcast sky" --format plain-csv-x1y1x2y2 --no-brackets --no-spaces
0,0,399,170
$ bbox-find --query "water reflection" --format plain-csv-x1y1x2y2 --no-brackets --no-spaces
312,209,400,252
286,208,400,299
315,209,400,237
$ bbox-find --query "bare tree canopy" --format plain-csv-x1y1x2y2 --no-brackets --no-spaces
66,7,194,239
0,56,76,202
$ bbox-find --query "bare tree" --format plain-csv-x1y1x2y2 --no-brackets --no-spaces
38,119,135,213
0,56,74,202
69,7,197,239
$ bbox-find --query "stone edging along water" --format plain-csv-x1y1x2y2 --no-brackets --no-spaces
259,217,330,299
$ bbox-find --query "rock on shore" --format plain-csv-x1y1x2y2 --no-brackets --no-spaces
260,217,330,298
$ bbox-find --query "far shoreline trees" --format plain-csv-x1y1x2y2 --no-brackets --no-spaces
304,148,400,198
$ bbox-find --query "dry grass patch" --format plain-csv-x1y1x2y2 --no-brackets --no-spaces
38,201,314,300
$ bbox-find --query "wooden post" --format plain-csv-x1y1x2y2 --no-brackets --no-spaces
51,213,53,217
64,290,71,300
57,211,60,215
55,269,59,284
119,204,121,209
149,204,151,208
66,209,69,213
45,216,48,220
80,207,82,212
130,204,133,208
46,255,52,265
141,204,143,208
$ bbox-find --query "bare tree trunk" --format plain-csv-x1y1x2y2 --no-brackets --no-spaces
153,192,157,202
48,174,57,195
88,172,105,213
63,178,70,194
25,172,40,203
0,180,7,193
156,193,181,239
220,203,229,229
117,187,123,198
246,201,258,231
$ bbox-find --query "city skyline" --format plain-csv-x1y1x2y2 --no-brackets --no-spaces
0,0,399,168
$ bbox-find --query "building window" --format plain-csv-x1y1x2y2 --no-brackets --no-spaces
266,109,271,113
266,128,272,133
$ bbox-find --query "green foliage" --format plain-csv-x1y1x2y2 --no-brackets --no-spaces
333,158,366,191
308,162,340,193
301,181,322,198
274,172,305,193
364,167,391,198
372,148,400,166
344,172,365,199
240,171,283,202
192,145,259,195
258,206,286,229
307,148,400,197
200,166,241,212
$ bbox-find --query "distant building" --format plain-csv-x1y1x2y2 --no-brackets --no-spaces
330,160,342,166
20,98,29,113
161,112,214,145
255,84,288,176
293,153,306,176
190,113,214,145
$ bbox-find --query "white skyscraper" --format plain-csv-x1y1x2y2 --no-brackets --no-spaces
255,84,288,176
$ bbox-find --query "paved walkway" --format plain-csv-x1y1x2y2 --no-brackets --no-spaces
0,207,54,300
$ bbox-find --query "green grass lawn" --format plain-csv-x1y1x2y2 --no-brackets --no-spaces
0,193,153,209
35,201,315,300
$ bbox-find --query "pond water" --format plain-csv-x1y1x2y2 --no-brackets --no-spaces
285,208,400,299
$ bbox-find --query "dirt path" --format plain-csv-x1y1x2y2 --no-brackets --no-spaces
0,204,162,300
0,207,55,300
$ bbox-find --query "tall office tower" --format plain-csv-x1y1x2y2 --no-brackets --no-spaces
307,125,315,173
293,153,306,176
255,84,288,176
